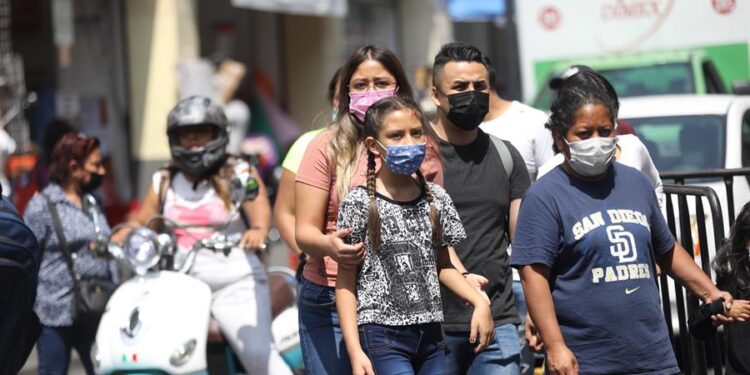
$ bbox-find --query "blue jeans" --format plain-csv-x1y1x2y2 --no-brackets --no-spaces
359,323,445,375
444,323,520,375
37,325,97,375
512,280,536,375
298,278,351,375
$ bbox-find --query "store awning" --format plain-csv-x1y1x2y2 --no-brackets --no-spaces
231,0,347,17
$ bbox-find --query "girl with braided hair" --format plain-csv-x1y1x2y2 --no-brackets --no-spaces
335,96,494,375
294,45,448,374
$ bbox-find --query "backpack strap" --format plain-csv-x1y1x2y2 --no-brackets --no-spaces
42,194,79,283
157,167,172,215
489,135,514,178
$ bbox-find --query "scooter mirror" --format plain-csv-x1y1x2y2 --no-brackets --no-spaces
156,233,175,255
229,175,260,215
83,194,102,229
244,176,259,202
230,175,260,204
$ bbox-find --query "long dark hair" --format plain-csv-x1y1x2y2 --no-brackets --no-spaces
361,96,443,252
335,45,416,124
714,202,750,294
546,68,620,153
328,45,415,201
328,46,419,201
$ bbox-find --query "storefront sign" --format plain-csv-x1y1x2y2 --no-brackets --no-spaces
231,0,347,17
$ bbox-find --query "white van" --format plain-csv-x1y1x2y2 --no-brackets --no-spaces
619,94,750,231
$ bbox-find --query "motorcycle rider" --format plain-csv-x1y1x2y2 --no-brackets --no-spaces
116,96,292,375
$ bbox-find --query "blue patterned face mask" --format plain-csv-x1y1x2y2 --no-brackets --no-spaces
377,142,426,175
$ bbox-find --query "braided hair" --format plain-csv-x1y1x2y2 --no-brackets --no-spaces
362,96,444,252
416,169,443,252
365,151,383,249
546,67,619,153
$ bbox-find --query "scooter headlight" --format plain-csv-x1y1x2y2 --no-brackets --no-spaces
124,228,161,275
169,339,197,367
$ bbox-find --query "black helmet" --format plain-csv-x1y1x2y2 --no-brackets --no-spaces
167,96,229,177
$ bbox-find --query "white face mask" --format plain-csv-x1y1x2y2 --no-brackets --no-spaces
564,136,617,177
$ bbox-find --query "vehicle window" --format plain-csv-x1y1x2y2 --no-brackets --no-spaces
532,62,696,112
626,115,726,173
702,61,727,94
601,63,695,97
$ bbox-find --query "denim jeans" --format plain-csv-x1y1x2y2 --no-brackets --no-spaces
444,323,520,375
37,325,97,375
512,280,536,375
360,323,445,375
298,278,352,375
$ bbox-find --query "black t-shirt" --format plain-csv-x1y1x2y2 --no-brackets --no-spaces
438,129,530,331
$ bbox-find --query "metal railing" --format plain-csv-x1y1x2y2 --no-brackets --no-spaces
661,184,724,375
661,167,750,227
618,168,750,374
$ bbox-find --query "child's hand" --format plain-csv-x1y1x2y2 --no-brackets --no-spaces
525,315,545,352
350,350,375,375
726,299,750,321
464,273,491,305
327,228,366,266
708,290,736,325
469,303,495,353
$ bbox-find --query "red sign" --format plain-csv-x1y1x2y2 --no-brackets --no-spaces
538,6,562,30
601,0,664,21
712,0,736,15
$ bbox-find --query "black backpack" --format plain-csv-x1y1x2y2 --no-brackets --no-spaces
0,192,42,375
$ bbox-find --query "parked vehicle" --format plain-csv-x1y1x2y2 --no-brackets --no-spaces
532,51,729,110
619,94,750,229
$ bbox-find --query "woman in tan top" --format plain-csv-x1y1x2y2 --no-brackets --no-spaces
294,45,443,375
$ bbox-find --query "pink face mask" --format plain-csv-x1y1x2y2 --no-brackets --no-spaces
348,88,398,123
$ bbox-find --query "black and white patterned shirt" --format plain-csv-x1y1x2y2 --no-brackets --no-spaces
337,183,465,326
23,184,113,327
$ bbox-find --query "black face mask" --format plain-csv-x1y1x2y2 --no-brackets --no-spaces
444,91,490,131
83,172,104,193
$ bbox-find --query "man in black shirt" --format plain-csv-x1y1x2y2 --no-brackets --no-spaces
431,42,530,374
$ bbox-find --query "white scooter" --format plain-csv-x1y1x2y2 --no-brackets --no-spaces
90,178,303,374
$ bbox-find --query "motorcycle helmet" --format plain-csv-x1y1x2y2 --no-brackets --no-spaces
166,96,229,177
